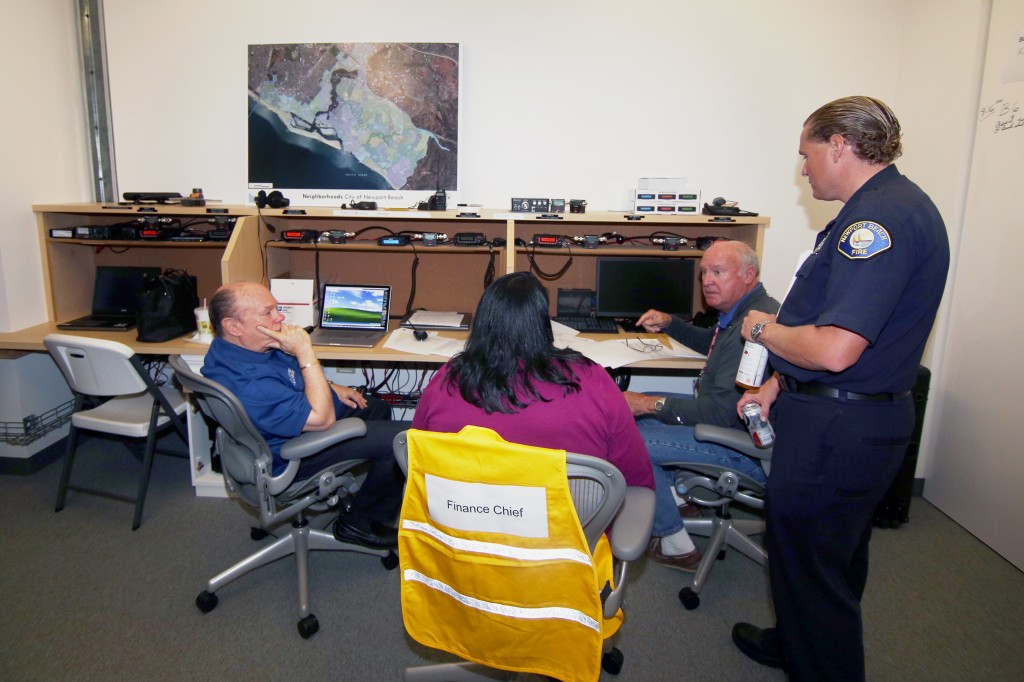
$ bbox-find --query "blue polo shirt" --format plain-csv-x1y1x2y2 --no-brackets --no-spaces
201,337,347,474
772,165,949,393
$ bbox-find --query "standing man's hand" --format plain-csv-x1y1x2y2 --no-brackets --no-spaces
736,374,781,420
740,311,777,342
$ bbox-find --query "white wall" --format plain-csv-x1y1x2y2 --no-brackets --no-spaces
0,1,992,476
0,0,90,458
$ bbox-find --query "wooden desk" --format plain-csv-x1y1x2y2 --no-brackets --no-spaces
0,322,704,370
1,323,703,497
17,202,736,494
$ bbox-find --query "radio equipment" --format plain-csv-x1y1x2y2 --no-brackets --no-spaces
281,229,319,243
572,234,606,249
74,225,110,240
377,235,411,246
207,229,233,241
454,232,487,246
532,234,564,248
511,198,550,213
652,236,688,251
320,230,353,244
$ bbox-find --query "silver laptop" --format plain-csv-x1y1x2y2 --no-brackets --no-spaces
309,283,391,348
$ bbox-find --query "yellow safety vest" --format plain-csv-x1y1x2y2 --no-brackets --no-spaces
400,426,622,682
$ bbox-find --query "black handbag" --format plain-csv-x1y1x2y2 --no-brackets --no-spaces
136,269,199,342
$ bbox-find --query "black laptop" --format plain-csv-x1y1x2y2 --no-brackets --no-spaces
57,265,161,331
309,283,391,348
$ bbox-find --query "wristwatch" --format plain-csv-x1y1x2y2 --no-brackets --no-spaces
751,321,768,343
653,397,667,413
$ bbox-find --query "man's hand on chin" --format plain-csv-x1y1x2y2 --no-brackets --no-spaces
257,324,309,354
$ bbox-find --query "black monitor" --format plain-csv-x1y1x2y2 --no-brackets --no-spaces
596,257,695,320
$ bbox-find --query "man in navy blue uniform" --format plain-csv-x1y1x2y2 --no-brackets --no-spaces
731,97,950,680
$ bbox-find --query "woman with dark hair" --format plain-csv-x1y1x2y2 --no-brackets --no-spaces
412,272,654,489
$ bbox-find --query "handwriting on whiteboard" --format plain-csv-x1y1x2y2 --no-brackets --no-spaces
980,99,1024,133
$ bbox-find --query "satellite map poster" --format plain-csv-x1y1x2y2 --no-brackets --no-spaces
248,42,460,207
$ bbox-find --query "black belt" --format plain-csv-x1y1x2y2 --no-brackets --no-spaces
778,375,911,402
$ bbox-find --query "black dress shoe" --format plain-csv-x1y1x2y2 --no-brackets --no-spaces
732,622,785,669
332,516,398,549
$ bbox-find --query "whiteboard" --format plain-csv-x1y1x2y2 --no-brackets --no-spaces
926,0,1024,571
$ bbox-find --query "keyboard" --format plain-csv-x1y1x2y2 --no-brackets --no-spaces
552,316,620,333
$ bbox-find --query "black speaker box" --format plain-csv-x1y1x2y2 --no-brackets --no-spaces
873,365,931,529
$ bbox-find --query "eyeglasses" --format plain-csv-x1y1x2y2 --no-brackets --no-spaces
625,337,664,353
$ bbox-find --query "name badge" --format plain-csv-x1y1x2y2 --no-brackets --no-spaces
425,473,549,538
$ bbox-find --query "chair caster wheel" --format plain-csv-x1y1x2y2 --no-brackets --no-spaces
297,614,319,638
601,647,624,675
381,551,399,570
251,527,269,541
196,590,218,613
679,587,701,610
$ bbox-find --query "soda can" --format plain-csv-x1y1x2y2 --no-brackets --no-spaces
736,341,769,388
742,401,775,448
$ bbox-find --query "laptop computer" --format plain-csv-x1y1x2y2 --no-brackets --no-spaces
309,283,391,348
57,265,161,331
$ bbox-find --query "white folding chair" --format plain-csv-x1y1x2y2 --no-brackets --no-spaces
44,334,188,530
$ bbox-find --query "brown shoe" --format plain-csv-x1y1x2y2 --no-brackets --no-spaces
647,538,703,572
678,501,702,518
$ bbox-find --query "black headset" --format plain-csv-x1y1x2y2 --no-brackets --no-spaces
254,189,290,209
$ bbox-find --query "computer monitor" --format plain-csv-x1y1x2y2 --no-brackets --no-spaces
595,257,695,320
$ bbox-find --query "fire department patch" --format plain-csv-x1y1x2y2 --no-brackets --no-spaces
837,221,891,260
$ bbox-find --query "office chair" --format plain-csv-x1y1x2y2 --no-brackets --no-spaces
668,423,772,611
44,334,189,530
167,355,398,638
393,427,655,682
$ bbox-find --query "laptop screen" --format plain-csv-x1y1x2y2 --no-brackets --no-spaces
319,284,391,331
93,266,161,315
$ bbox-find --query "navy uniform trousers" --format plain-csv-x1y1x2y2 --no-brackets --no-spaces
766,390,915,682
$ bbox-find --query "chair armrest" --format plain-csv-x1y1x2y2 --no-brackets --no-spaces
607,487,655,562
279,418,367,461
694,423,771,462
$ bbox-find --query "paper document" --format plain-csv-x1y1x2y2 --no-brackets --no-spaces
574,337,705,370
384,328,466,357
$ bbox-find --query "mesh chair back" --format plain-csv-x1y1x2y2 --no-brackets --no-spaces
567,455,626,553
168,355,272,506
44,334,149,397
392,430,626,554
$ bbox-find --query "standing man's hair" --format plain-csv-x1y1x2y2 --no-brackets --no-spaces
804,96,902,165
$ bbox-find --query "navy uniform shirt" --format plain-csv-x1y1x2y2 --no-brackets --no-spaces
201,337,349,474
772,164,950,394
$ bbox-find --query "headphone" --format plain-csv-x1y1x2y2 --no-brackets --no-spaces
254,189,290,209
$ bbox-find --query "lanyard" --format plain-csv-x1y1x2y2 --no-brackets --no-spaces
693,325,720,398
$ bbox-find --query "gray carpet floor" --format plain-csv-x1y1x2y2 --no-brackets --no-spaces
2,437,1022,681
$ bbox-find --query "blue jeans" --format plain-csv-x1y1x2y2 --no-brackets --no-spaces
638,394,767,537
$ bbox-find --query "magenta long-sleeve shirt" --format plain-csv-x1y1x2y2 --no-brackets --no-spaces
412,360,655,489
